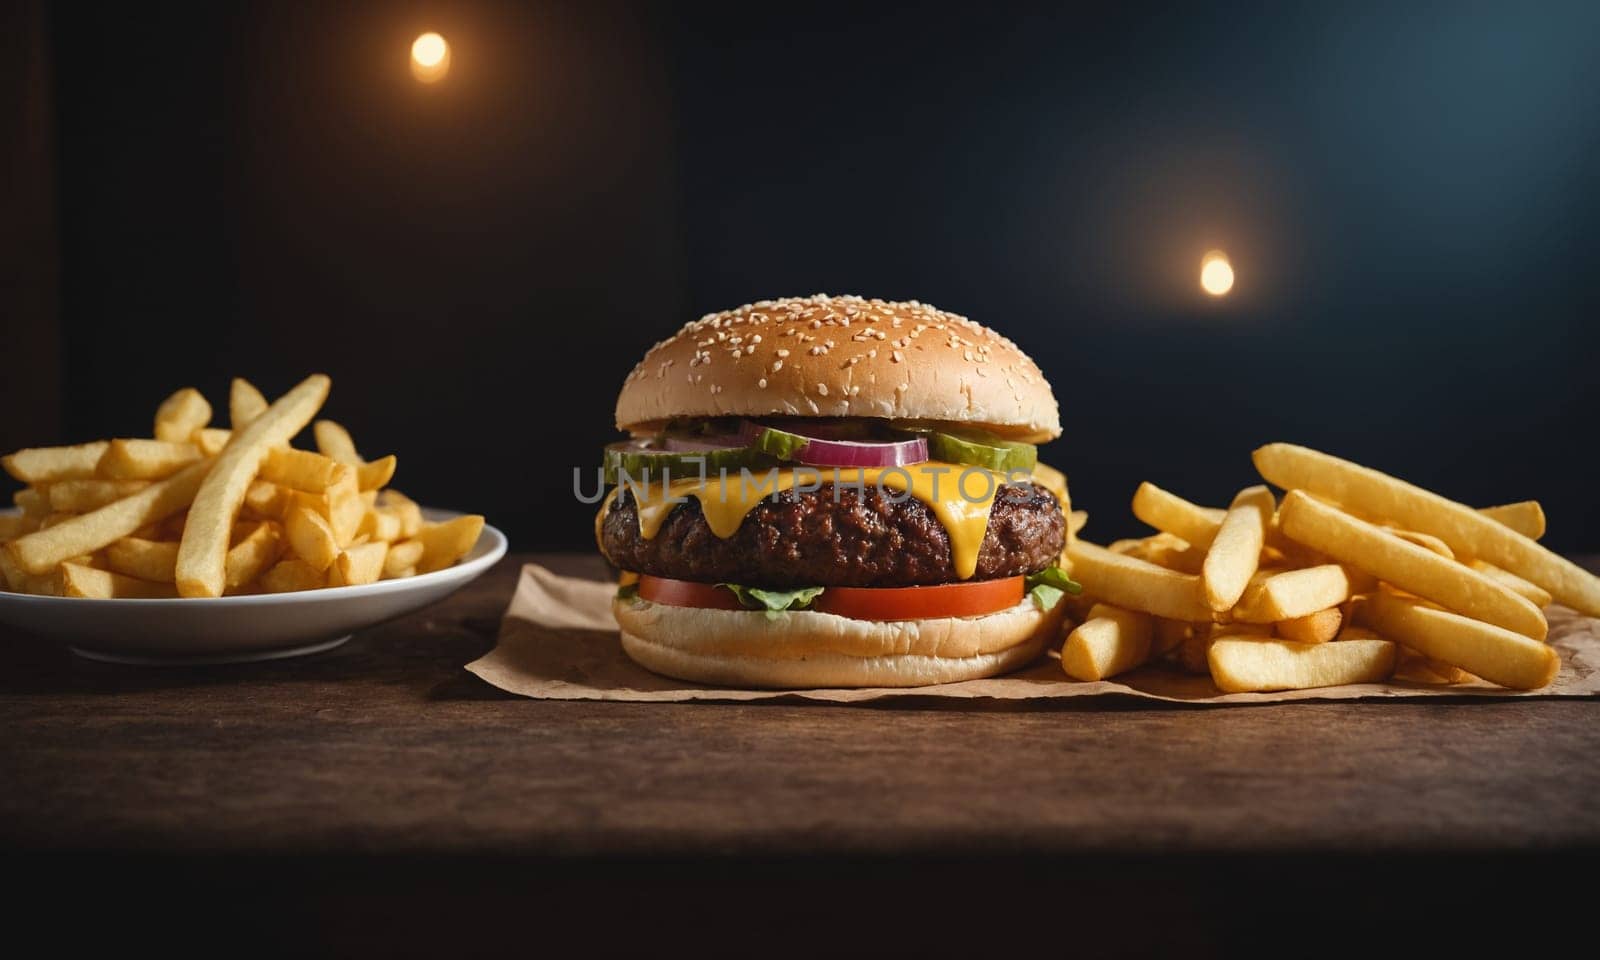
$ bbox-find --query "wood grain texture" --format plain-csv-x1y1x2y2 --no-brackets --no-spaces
2,554,1599,860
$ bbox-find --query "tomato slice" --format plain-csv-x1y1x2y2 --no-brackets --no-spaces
813,577,1024,621
636,574,1025,621
637,575,747,611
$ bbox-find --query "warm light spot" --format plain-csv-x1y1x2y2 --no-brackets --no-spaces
1200,251,1234,297
410,32,450,83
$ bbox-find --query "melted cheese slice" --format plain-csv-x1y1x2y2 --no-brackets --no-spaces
599,462,1003,580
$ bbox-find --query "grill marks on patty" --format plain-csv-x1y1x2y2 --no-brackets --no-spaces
601,481,1065,588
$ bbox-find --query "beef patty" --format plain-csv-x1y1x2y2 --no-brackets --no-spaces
600,481,1064,588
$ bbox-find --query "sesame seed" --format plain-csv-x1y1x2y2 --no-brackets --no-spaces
816,383,829,396
750,334,762,344
758,378,768,389
776,348,790,358
772,360,784,372
892,350,903,363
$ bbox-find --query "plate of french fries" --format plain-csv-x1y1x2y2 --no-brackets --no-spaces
1059,443,1598,695
0,374,505,664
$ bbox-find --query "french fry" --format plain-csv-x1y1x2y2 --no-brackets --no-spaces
97,439,203,480
386,565,417,579
1,547,62,595
1362,589,1558,690
1478,501,1545,541
1067,540,1216,622
358,507,402,543
105,537,180,582
242,480,289,520
224,521,282,590
230,378,269,428
1391,641,1473,685
2,548,32,592
356,455,397,492
1233,564,1352,623
412,514,485,573
314,419,362,465
285,505,339,572
47,479,151,513
60,562,177,599
0,514,40,541
1386,528,1454,560
192,427,232,456
377,490,424,538
1254,443,1600,616
1277,490,1547,640
176,374,330,597
1275,606,1343,644
6,458,212,575
1172,623,1268,673
3,441,109,484
13,487,50,518
1202,485,1274,611
311,420,394,491
261,447,354,494
260,557,325,593
1208,637,1396,693
1131,481,1224,548
1153,618,1197,656
1061,603,1153,681
1112,533,1205,574
154,387,212,443
1468,559,1553,609
330,541,387,587
316,472,364,546
383,538,424,578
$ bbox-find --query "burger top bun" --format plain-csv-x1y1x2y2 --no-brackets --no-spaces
615,294,1061,443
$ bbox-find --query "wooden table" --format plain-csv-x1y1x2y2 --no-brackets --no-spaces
3,553,1597,953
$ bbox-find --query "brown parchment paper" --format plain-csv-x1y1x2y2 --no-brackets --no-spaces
466,563,1600,705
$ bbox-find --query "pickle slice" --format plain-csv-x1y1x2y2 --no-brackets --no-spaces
752,426,809,462
603,440,773,485
925,430,1037,473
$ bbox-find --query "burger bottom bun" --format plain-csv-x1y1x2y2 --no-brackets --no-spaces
614,595,1061,689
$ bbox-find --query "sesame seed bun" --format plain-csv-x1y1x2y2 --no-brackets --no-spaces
614,593,1062,688
615,294,1061,443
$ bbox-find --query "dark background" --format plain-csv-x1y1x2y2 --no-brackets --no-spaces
5,0,1597,550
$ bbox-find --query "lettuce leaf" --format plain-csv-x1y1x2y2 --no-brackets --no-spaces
1025,565,1082,612
719,583,825,619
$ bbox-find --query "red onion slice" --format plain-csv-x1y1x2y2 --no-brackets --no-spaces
748,421,929,468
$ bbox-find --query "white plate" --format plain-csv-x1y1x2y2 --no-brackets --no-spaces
0,508,507,664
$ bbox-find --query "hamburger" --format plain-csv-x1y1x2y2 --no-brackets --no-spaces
596,294,1076,688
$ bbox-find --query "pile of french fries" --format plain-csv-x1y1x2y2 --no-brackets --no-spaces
1,375,484,599
1058,443,1598,693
